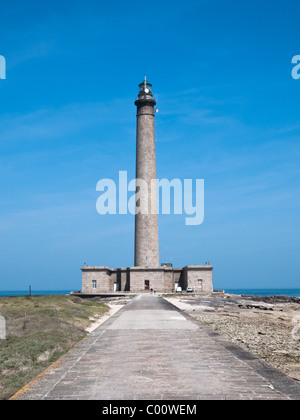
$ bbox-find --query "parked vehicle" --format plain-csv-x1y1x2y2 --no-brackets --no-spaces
186,287,194,292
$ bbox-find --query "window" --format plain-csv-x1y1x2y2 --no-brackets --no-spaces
92,280,97,289
198,279,203,288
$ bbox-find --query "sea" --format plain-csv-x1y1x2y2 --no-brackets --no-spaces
0,290,72,297
225,289,300,297
0,289,300,297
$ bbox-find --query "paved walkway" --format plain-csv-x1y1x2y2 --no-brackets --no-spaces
11,294,300,400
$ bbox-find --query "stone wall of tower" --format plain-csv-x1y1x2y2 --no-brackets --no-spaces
129,267,176,293
81,265,213,294
81,267,114,294
134,91,159,267
182,266,213,293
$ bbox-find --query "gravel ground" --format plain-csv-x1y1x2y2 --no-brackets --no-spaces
165,293,300,382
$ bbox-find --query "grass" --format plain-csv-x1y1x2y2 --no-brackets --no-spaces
0,294,109,400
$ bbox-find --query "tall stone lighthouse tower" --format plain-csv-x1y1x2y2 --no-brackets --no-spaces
81,78,213,294
134,77,159,267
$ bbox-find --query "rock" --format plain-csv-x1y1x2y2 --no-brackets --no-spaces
37,350,51,362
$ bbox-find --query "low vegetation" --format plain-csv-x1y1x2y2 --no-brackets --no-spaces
0,294,109,400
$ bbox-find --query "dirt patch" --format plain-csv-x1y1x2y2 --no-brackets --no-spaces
85,302,125,333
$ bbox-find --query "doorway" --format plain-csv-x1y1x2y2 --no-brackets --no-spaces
144,280,150,290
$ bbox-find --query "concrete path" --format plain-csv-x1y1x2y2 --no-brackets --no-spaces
11,294,300,400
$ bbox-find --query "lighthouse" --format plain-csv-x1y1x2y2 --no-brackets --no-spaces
134,77,159,267
80,78,213,295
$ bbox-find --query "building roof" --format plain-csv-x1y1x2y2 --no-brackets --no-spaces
139,79,152,87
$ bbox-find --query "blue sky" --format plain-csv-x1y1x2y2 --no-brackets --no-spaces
0,0,300,291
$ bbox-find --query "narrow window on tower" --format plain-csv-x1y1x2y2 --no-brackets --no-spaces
92,280,97,289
